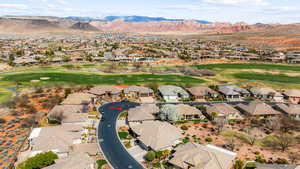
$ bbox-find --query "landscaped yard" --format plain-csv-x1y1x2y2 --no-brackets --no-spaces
0,72,205,85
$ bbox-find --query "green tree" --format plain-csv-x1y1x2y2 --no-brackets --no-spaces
17,151,58,169
145,151,156,162
211,112,219,120
85,54,93,62
62,56,71,62
0,118,6,124
98,51,104,57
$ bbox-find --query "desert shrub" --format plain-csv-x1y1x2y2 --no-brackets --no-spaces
274,158,289,164
180,125,189,130
182,137,190,143
145,151,156,162
233,160,244,169
205,137,213,142
96,159,107,169
17,151,58,169
118,132,129,140
152,162,161,168
255,155,267,163
0,118,6,124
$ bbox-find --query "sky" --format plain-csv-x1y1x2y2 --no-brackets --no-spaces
0,0,300,24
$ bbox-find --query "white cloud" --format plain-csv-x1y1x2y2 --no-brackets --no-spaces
161,4,218,10
204,0,268,6
0,4,28,9
30,0,48,2
56,0,68,5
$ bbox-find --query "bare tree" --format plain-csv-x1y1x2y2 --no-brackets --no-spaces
264,133,295,152
226,137,236,151
244,127,263,145
49,110,65,123
280,116,300,132
214,118,227,134
288,152,300,164
265,116,281,131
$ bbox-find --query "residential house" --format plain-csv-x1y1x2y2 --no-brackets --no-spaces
71,143,99,156
89,85,122,99
250,88,283,102
48,105,88,125
283,89,300,104
275,103,300,120
186,86,218,100
160,104,204,121
237,102,281,117
23,125,83,160
124,85,154,102
44,152,96,169
62,93,96,105
158,85,190,102
218,85,250,101
130,121,183,151
14,57,38,66
127,104,159,124
169,142,236,169
255,163,300,169
266,52,286,63
205,103,243,120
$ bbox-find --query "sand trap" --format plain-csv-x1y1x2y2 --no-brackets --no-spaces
40,77,50,80
31,80,40,83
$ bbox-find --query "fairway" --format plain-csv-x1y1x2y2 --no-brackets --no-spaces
0,88,13,104
195,63,300,72
233,72,300,84
1,72,205,85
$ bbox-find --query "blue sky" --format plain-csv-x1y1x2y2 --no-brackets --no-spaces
0,0,300,24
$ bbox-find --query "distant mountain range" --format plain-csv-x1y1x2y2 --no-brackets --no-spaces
66,15,211,24
102,16,212,24
0,15,266,34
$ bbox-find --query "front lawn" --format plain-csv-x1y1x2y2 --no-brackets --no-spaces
118,131,129,140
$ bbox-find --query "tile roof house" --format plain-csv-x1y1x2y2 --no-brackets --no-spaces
255,163,300,169
44,152,96,169
130,121,183,151
275,103,300,120
283,89,300,104
186,86,218,100
169,142,236,169
88,85,122,98
218,85,250,101
61,93,96,105
124,85,154,98
205,103,242,120
237,102,281,117
127,104,159,123
71,143,99,156
28,125,83,157
48,105,88,124
158,85,190,102
160,104,205,121
250,88,283,102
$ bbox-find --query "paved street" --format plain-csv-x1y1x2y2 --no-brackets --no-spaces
97,100,285,169
97,101,143,169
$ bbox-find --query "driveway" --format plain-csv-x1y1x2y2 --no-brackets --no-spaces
97,101,143,169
